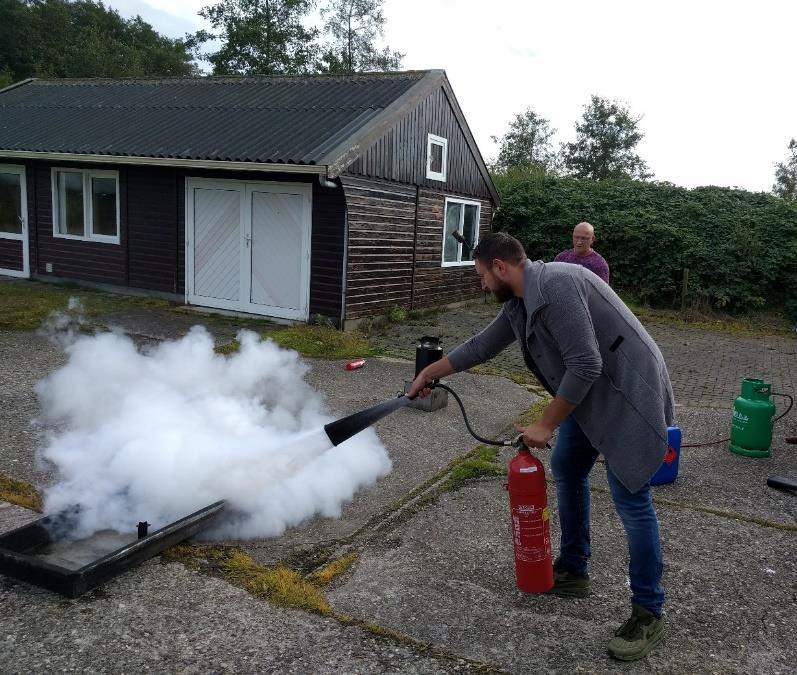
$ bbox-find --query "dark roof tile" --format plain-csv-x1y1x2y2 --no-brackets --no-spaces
0,73,427,164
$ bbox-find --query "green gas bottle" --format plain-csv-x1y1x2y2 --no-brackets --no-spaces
729,378,776,457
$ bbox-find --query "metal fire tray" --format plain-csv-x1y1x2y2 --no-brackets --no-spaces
0,501,225,597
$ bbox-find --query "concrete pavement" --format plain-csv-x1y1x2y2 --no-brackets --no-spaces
1,297,795,673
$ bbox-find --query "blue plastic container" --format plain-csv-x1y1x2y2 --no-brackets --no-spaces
650,426,682,486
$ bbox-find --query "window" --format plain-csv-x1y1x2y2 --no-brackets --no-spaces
52,169,120,243
0,169,24,235
442,197,480,266
426,134,447,181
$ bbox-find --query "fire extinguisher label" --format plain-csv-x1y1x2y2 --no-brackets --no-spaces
511,505,552,563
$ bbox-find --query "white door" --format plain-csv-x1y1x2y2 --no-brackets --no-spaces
186,178,311,320
0,165,29,278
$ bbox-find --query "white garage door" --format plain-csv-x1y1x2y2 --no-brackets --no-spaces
186,178,311,320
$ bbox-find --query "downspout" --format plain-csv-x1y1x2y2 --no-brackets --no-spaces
341,205,348,328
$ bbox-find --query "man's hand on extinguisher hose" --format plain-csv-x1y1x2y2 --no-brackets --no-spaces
515,395,578,449
407,357,455,399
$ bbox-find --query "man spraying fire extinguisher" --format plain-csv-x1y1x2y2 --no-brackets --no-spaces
408,232,675,662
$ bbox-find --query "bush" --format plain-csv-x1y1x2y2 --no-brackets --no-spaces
388,305,408,323
492,168,797,319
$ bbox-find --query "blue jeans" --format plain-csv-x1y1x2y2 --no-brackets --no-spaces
550,415,665,615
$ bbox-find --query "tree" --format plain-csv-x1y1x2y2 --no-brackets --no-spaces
490,107,559,173
192,0,319,75
773,138,797,201
319,0,402,74
0,0,196,82
563,95,652,180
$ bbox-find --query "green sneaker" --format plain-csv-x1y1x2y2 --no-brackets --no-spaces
607,604,665,661
545,558,590,598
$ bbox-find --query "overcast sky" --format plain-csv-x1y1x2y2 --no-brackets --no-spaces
109,0,795,193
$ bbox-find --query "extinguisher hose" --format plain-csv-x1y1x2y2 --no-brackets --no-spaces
432,383,794,451
681,391,794,448
430,382,518,447
430,382,553,449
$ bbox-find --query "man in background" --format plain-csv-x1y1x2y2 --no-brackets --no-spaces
555,221,610,284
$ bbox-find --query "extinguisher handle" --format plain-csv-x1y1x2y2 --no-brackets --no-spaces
510,433,552,451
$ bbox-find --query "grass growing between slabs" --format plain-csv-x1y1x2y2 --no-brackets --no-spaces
163,544,362,616
0,472,42,511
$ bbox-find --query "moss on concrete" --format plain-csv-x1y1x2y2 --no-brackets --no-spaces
163,544,334,615
222,550,334,615
0,472,42,511
308,552,359,586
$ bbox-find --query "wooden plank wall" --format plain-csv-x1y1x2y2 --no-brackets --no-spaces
341,175,416,319
346,87,492,201
32,163,127,285
309,181,345,322
412,189,492,309
127,166,181,293
341,176,492,319
20,164,343,318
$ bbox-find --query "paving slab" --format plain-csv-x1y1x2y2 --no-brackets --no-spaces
327,476,796,674
0,331,66,484
0,501,40,532
0,555,490,674
2,294,795,673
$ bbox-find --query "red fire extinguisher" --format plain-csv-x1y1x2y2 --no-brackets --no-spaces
505,442,554,593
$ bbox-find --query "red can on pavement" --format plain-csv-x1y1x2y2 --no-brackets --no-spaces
345,359,366,371
505,447,554,593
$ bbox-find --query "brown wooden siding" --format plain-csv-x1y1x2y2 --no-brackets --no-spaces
33,163,127,285
23,163,341,314
341,175,416,319
310,181,345,322
127,167,181,293
346,87,492,200
412,188,492,309
0,238,23,271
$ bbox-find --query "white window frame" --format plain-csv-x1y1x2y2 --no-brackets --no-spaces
51,168,120,244
441,196,481,268
426,133,448,181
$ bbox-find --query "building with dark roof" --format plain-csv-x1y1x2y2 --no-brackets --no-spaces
0,70,499,325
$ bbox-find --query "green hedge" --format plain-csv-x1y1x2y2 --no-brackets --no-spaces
492,169,797,320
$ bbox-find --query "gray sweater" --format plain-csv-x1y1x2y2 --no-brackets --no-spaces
448,260,675,493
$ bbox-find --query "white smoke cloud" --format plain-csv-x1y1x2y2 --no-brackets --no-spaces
35,326,392,540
